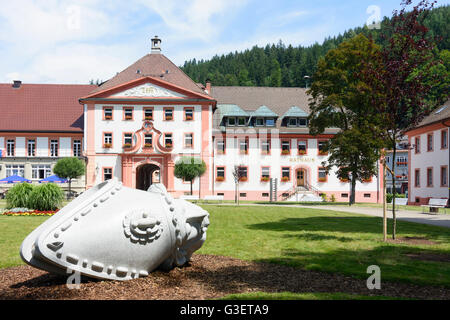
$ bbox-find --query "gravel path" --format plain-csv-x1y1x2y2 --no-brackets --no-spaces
0,254,449,300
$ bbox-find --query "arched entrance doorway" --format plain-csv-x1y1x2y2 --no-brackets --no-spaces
136,164,160,191
296,169,307,187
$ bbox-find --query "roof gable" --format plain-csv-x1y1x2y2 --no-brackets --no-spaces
281,106,309,119
110,82,187,99
251,105,278,118
80,76,214,102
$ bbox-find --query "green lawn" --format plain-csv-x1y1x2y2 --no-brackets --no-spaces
0,216,48,268
1,204,449,289
220,292,410,300
198,205,450,288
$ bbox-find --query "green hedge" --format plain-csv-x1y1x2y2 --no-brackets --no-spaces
386,193,407,204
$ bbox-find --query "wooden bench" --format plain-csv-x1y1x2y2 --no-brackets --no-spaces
394,198,408,206
421,198,448,214
203,195,224,203
180,195,200,201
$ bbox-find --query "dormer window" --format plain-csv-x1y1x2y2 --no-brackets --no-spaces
255,118,264,126
266,118,275,127
227,117,236,126
288,118,297,127
298,118,307,127
237,117,246,126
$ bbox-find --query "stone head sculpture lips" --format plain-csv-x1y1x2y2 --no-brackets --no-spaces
20,179,210,281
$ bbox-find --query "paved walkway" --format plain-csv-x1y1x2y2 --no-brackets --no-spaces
289,205,450,228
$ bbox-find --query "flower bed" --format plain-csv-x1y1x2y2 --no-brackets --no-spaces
2,209,58,216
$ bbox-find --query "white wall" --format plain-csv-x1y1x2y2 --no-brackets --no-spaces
213,136,379,194
409,128,449,201
94,104,203,155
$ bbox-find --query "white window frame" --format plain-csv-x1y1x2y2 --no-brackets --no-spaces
6,164,24,177
227,117,236,126
288,117,297,127
31,164,51,180
266,118,275,127
27,139,36,157
255,118,264,126
50,139,59,157
73,140,82,157
6,139,14,156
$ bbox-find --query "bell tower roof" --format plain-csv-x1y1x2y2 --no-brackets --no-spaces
151,36,162,53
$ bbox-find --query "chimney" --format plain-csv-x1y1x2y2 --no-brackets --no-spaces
205,79,211,94
12,80,22,88
151,35,162,53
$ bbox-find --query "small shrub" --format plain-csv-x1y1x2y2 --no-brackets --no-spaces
28,183,64,211
330,194,336,203
6,183,34,209
320,193,328,202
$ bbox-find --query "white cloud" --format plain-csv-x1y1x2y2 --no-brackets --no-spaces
0,0,115,50
138,0,249,42
4,43,140,84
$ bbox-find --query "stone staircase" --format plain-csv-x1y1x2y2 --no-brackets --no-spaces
284,186,323,202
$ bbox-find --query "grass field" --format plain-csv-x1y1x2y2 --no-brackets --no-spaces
197,205,450,288
1,204,449,289
220,292,410,300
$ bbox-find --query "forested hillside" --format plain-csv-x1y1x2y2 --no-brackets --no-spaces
181,5,449,88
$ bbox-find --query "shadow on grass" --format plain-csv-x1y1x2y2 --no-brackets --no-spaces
282,232,353,242
246,215,450,241
265,245,450,287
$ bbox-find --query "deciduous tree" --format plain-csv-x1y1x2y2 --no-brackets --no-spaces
174,157,206,196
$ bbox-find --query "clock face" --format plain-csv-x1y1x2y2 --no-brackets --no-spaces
143,121,153,133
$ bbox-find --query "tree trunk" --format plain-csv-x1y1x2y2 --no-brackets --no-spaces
350,176,356,206
392,144,397,240
68,178,72,200
382,159,387,242
190,180,193,195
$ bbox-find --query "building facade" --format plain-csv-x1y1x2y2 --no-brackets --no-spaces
384,138,409,195
1,38,384,202
0,82,96,195
406,100,450,205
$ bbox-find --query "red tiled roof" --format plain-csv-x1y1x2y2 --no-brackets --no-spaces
90,53,207,96
0,83,96,133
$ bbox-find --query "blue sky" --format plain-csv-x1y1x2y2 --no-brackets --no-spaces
0,0,448,84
